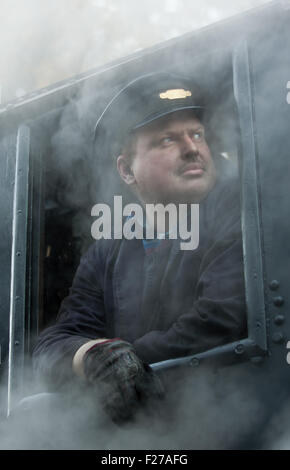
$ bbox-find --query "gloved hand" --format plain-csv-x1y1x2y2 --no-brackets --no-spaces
83,338,164,423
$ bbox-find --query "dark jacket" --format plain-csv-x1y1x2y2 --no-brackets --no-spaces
32,179,247,387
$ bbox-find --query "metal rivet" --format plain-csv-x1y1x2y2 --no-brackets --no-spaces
190,358,200,367
274,314,285,325
269,280,280,291
273,296,284,307
272,332,284,344
234,344,245,355
14,341,20,346
16,251,21,257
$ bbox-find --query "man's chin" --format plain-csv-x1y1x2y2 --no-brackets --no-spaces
172,180,216,204
138,177,216,205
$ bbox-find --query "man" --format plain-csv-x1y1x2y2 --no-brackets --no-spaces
33,72,246,423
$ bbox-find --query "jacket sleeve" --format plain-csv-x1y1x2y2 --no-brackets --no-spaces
32,241,109,388
133,182,247,364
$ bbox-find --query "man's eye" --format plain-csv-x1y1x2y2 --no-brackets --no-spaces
161,136,174,145
192,131,204,141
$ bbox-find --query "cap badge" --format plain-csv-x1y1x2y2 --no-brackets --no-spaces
159,89,192,100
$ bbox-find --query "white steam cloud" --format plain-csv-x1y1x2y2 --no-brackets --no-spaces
0,0,272,102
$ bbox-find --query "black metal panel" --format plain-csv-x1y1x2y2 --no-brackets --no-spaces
232,41,267,352
250,13,290,368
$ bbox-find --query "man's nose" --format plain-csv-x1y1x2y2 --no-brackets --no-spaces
180,134,199,159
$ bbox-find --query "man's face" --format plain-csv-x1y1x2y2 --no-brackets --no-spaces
117,111,217,205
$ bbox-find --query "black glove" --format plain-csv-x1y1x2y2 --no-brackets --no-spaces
83,338,164,423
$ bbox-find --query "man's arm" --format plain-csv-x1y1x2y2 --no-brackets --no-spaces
32,241,110,387
133,237,246,364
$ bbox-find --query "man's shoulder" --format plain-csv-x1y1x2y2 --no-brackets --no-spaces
201,176,242,239
206,174,240,206
202,174,240,215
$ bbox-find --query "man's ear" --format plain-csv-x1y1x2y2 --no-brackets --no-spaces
117,155,136,185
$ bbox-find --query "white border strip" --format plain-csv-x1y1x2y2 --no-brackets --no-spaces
7,129,22,417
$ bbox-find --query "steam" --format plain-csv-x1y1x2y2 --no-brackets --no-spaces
0,364,268,450
0,0,272,102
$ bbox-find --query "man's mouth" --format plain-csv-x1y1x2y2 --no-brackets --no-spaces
178,162,205,176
